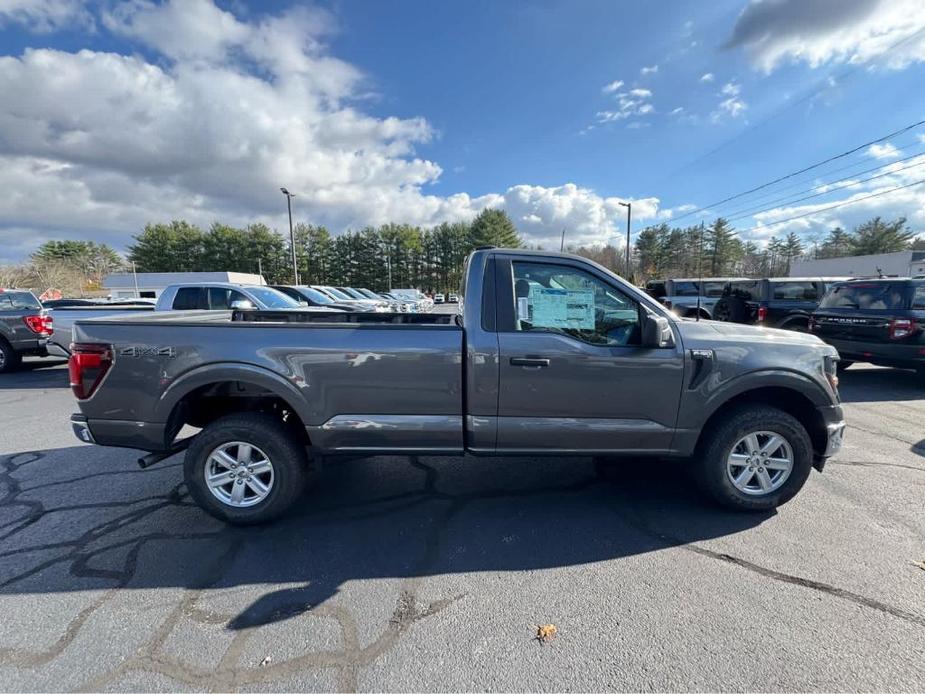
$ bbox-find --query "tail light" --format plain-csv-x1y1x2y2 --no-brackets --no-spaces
888,318,916,340
23,314,53,336
757,306,767,323
68,343,113,399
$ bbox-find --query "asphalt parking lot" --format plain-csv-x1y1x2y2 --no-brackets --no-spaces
1,357,923,692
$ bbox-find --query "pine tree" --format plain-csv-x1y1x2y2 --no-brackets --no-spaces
469,209,521,248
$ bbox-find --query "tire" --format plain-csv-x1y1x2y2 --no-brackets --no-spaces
836,361,854,373
0,339,22,374
713,297,748,323
184,413,312,525
695,405,813,512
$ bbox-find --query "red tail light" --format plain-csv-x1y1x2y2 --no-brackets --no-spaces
23,314,53,336
757,306,767,323
888,318,916,340
68,343,113,399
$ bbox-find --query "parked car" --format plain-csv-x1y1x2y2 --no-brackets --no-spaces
659,277,745,319
312,285,390,312
644,279,667,300
433,292,445,304
712,278,847,332
379,292,418,312
809,278,925,376
271,285,360,312
353,287,407,312
389,288,433,312
0,289,52,373
448,293,460,303
69,247,844,524
155,283,309,312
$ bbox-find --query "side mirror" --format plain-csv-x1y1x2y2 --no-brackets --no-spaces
230,299,255,310
642,312,674,348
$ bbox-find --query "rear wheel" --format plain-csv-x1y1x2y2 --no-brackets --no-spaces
0,340,21,374
184,413,312,525
695,405,813,511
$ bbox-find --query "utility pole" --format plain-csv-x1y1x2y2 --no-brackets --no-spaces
619,201,632,278
131,261,140,298
257,257,263,282
280,187,299,284
559,228,566,252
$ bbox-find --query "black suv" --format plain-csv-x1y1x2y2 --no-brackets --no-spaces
810,278,925,375
712,278,846,332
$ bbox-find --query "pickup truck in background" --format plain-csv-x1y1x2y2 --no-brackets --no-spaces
0,289,53,373
69,248,845,524
657,277,745,319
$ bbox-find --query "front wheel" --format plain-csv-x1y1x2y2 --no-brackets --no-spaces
0,340,22,374
695,405,813,511
184,413,312,525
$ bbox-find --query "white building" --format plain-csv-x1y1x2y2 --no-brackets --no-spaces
790,250,925,279
104,271,266,299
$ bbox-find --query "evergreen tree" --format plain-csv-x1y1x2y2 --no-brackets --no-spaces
128,221,204,272
469,209,521,248
849,216,915,255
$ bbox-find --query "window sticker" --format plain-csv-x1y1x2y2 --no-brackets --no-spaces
530,288,595,329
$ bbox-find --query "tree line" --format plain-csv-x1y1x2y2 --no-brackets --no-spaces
1,211,921,297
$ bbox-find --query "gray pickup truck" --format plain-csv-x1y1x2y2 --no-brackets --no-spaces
0,289,53,372
69,248,845,524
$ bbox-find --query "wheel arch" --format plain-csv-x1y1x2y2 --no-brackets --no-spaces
157,363,313,446
694,384,828,459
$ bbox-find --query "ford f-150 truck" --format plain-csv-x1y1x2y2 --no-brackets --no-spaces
69,248,845,524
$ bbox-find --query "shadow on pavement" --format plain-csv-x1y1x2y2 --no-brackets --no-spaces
0,445,769,632
835,366,925,403
0,360,68,390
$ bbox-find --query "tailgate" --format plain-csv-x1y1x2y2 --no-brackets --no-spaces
811,310,893,343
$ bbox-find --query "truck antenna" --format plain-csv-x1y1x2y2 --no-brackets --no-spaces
696,220,705,322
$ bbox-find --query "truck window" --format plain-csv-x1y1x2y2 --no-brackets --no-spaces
0,291,41,310
208,287,247,310
726,281,758,301
671,281,699,297
172,287,207,310
511,261,640,346
701,281,727,298
772,281,819,301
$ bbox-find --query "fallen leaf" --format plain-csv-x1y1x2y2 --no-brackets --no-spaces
535,623,558,643
259,655,272,667
913,560,925,572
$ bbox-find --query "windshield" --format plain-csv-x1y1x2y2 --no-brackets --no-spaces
247,287,301,309
818,283,909,310
322,286,354,301
0,291,41,310
358,288,381,299
339,287,366,299
297,287,334,304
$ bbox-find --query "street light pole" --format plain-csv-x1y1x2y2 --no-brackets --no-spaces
280,187,299,284
618,201,632,278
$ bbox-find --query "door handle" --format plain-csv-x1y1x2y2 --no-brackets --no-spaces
510,357,550,367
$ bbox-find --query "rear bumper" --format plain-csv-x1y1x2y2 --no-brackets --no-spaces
71,414,168,451
47,342,70,358
823,337,924,368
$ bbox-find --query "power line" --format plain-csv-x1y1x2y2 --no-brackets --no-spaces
669,117,925,224
723,152,925,222
715,136,925,213
736,177,925,236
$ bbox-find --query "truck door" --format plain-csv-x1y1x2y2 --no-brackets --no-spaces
494,256,685,453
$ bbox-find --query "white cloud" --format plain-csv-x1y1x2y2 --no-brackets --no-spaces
726,0,925,72
0,0,91,33
670,107,684,116
867,142,900,160
501,184,660,248
596,88,656,124
721,82,741,96
0,1,665,260
640,64,659,75
700,72,715,82
602,79,624,93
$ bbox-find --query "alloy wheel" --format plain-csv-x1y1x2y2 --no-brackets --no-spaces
204,441,275,507
726,431,793,495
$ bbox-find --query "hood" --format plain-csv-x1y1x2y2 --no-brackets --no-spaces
676,318,836,353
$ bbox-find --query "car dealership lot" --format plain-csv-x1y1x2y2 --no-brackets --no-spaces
0,360,923,691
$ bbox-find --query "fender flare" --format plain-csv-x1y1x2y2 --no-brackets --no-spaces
690,368,830,430
155,362,313,427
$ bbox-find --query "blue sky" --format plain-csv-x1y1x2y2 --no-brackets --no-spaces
1,0,924,261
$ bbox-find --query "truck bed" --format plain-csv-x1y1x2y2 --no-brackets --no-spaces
72,309,465,453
